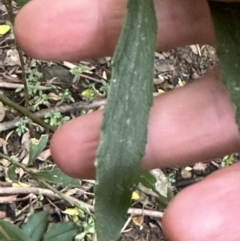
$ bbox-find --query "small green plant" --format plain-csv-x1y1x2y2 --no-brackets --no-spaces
59,89,75,104
81,88,96,101
221,154,234,167
166,172,176,184
44,111,70,127
15,118,29,136
0,134,87,241
29,94,50,111
77,216,95,241
15,68,43,97
64,208,96,241
15,66,49,111
0,211,78,241
81,80,109,101
98,80,109,97
70,64,92,84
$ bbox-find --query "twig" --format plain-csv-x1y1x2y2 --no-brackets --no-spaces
2,0,30,109
0,187,164,219
0,154,164,219
2,0,37,137
0,94,56,132
0,186,93,211
0,81,51,90
62,61,102,83
0,153,93,216
128,208,163,219
80,73,102,83
0,99,106,132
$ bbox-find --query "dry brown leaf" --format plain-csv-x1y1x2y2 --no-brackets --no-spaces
131,215,144,229
181,167,192,178
150,169,168,198
0,101,5,122
38,148,51,161
190,44,200,55
48,92,61,101
3,49,20,66
0,138,7,148
193,162,207,172
64,188,78,196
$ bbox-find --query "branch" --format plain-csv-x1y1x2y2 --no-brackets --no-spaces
0,154,163,219
0,94,56,132
0,186,163,219
0,99,106,132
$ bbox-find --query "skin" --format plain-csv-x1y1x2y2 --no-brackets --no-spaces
14,0,240,240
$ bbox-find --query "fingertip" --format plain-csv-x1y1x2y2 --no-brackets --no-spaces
162,163,240,241
14,0,215,61
144,71,240,170
14,0,107,61
50,111,102,179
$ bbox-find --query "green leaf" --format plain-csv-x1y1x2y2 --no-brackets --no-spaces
43,222,78,241
7,165,18,181
29,135,49,165
22,211,49,241
209,2,240,127
94,0,157,240
0,219,31,241
35,167,80,187
0,25,10,35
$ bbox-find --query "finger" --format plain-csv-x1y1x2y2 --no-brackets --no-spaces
14,0,214,61
50,69,240,179
162,162,240,241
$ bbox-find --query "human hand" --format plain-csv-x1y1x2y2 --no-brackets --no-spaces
14,0,240,240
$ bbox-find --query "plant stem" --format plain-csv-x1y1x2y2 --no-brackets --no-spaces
0,153,93,216
0,94,56,132
3,0,30,108
4,0,28,102
38,179,93,216
3,0,36,137
2,0,14,24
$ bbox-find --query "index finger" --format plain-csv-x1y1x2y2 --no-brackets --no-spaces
14,0,214,61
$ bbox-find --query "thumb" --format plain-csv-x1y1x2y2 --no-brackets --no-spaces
163,162,240,241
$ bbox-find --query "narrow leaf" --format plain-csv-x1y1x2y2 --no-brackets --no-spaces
43,222,78,241
29,135,48,164
0,219,31,241
22,211,49,241
94,0,157,240
209,2,240,126
35,167,80,187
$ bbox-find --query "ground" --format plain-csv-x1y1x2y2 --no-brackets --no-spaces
0,1,237,241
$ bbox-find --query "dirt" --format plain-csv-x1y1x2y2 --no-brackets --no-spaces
119,218,167,241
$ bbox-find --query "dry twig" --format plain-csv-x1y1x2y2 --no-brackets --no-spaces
0,99,106,132
0,187,163,219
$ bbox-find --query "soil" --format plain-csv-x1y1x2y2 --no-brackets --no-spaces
119,218,167,241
